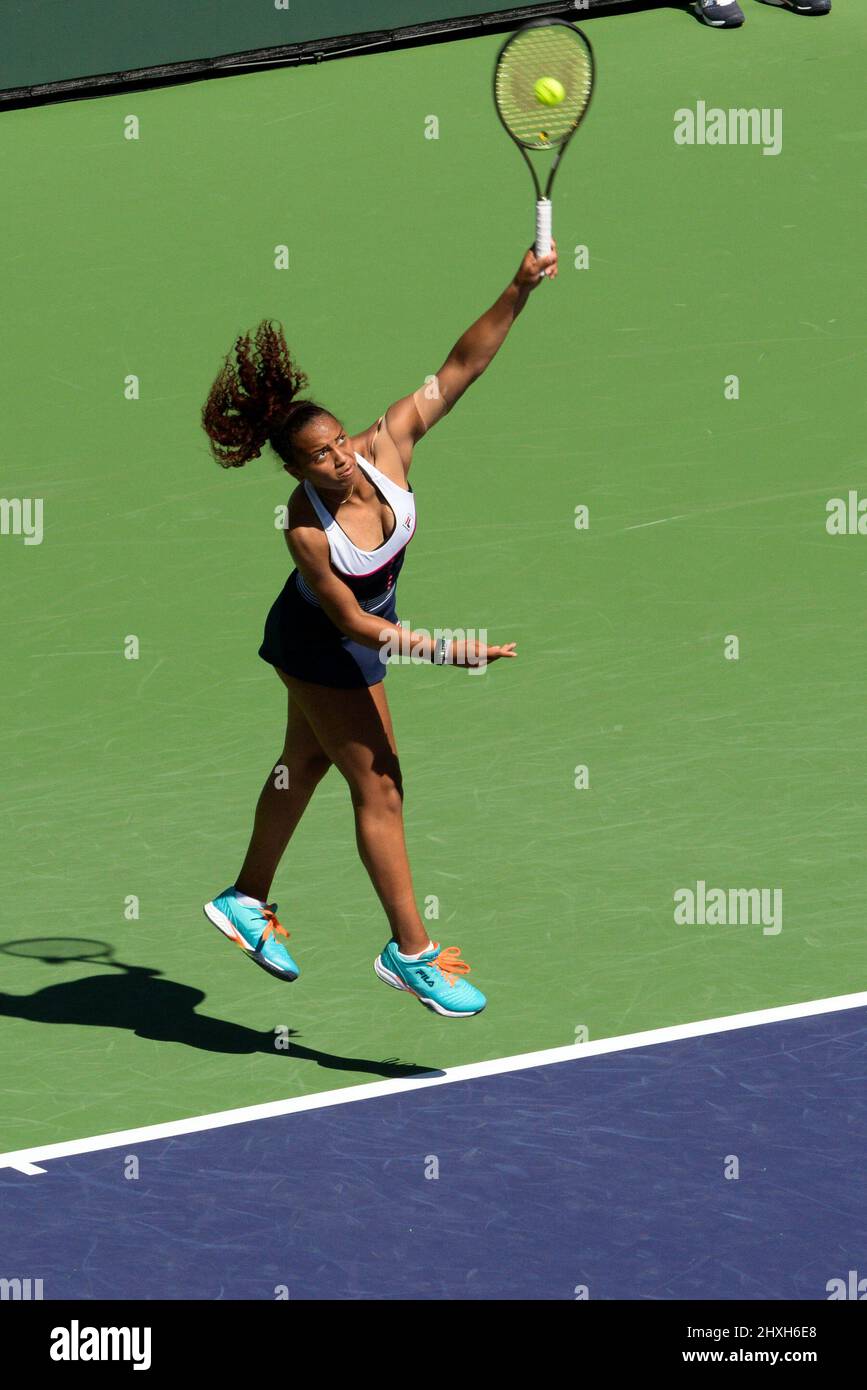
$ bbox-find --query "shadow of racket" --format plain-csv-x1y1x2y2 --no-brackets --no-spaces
0,937,121,967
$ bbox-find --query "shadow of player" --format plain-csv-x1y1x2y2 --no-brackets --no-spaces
0,951,439,1081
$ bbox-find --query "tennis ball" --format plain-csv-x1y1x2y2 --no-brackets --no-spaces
534,77,565,107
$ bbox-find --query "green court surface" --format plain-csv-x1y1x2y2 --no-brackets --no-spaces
1,5,864,1155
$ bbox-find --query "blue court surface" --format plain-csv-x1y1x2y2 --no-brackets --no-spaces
1,1004,864,1301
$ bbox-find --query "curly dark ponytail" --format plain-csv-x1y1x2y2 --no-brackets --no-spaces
201,319,329,470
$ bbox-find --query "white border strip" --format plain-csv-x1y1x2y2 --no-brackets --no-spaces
3,990,865,1175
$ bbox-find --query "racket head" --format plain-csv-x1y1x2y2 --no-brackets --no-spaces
493,18,595,152
0,937,113,964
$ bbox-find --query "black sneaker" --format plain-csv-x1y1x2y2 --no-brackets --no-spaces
694,0,745,26
779,0,831,12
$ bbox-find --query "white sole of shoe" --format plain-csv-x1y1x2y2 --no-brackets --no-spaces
373,954,483,1018
203,901,297,981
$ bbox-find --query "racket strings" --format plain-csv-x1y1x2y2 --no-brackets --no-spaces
495,28,593,148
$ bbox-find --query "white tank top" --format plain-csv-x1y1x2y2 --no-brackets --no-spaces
302,452,416,579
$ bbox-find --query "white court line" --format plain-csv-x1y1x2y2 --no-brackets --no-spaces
2,990,865,1175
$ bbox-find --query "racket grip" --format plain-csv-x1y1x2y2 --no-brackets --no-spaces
535,198,552,262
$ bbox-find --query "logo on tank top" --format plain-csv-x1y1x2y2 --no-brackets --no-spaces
403,515,412,530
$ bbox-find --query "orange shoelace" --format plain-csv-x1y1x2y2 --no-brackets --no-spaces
432,945,471,988
259,906,290,942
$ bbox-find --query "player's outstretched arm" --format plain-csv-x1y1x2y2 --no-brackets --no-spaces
367,241,558,471
439,240,558,393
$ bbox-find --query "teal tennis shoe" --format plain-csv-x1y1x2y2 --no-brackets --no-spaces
374,940,486,1017
203,886,299,981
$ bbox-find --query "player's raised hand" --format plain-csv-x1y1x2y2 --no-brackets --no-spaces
516,238,558,288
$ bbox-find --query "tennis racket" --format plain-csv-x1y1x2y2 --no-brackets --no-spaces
493,18,595,269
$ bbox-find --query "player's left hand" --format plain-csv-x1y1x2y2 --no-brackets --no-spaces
516,239,558,288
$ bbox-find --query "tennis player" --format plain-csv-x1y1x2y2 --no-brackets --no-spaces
200,240,557,1017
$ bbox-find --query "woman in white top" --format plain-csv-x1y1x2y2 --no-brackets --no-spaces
200,240,558,1017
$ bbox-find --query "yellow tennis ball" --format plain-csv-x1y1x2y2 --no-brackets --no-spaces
534,77,565,107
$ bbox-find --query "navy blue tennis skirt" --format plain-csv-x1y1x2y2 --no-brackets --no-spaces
259,571,398,689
